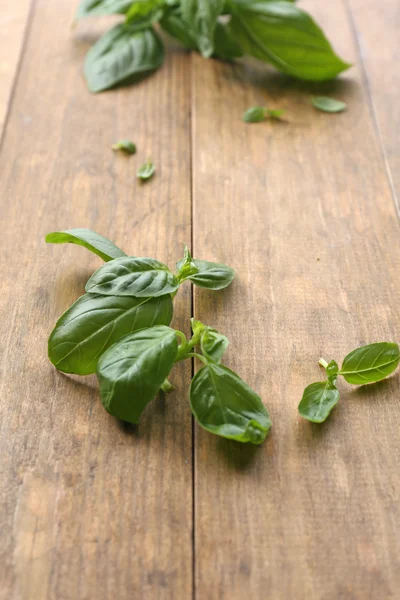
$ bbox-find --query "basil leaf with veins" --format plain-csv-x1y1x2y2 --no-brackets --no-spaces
86,256,180,297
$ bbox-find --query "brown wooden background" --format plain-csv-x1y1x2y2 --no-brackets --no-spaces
1,1,399,598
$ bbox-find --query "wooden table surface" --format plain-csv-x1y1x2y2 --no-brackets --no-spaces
1,1,399,598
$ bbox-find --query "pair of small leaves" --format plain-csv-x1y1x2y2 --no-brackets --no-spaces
84,246,234,298
97,323,271,444
243,106,284,123
176,245,235,291
299,343,400,423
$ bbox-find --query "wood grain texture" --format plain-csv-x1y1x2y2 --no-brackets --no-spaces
344,0,400,207
0,1,192,599
0,0,32,135
192,0,400,598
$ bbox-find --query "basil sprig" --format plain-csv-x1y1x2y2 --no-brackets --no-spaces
47,229,234,375
76,0,350,92
47,229,270,445
97,318,271,444
299,343,400,423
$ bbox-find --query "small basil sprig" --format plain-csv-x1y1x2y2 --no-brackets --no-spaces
46,229,234,374
77,0,350,93
243,106,284,123
299,342,400,423
176,244,235,290
97,319,271,444
112,139,136,154
137,160,155,181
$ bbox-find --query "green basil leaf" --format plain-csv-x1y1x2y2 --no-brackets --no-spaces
137,160,156,180
312,96,347,113
182,259,235,290
190,363,271,444
48,293,173,375
243,106,266,123
298,381,340,423
77,0,135,18
125,0,165,24
180,0,224,57
45,229,127,262
84,25,164,93
213,21,244,60
112,139,137,154
200,327,229,364
339,342,400,385
160,8,198,50
229,0,350,81
97,325,178,423
85,256,180,297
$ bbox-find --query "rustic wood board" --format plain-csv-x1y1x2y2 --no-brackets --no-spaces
346,0,400,205
0,0,32,135
0,1,193,599
1,0,400,598
192,0,400,597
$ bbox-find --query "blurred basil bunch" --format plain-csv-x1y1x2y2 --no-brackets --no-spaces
78,0,350,93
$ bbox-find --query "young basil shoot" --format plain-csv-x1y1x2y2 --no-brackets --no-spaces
77,0,350,93
243,106,284,123
112,139,137,154
311,97,347,113
137,160,155,181
299,343,400,423
45,230,268,446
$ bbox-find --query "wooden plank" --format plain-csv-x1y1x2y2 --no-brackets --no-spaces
0,2,193,599
345,0,400,205
0,0,32,136
192,0,400,598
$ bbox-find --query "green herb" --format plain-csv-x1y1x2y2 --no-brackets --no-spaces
112,139,136,154
311,96,347,113
243,106,285,123
45,229,127,261
77,0,134,19
229,1,350,82
267,109,285,120
97,319,271,444
84,25,164,93
46,229,268,444
243,106,266,123
299,343,400,423
137,160,155,181
78,0,350,92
